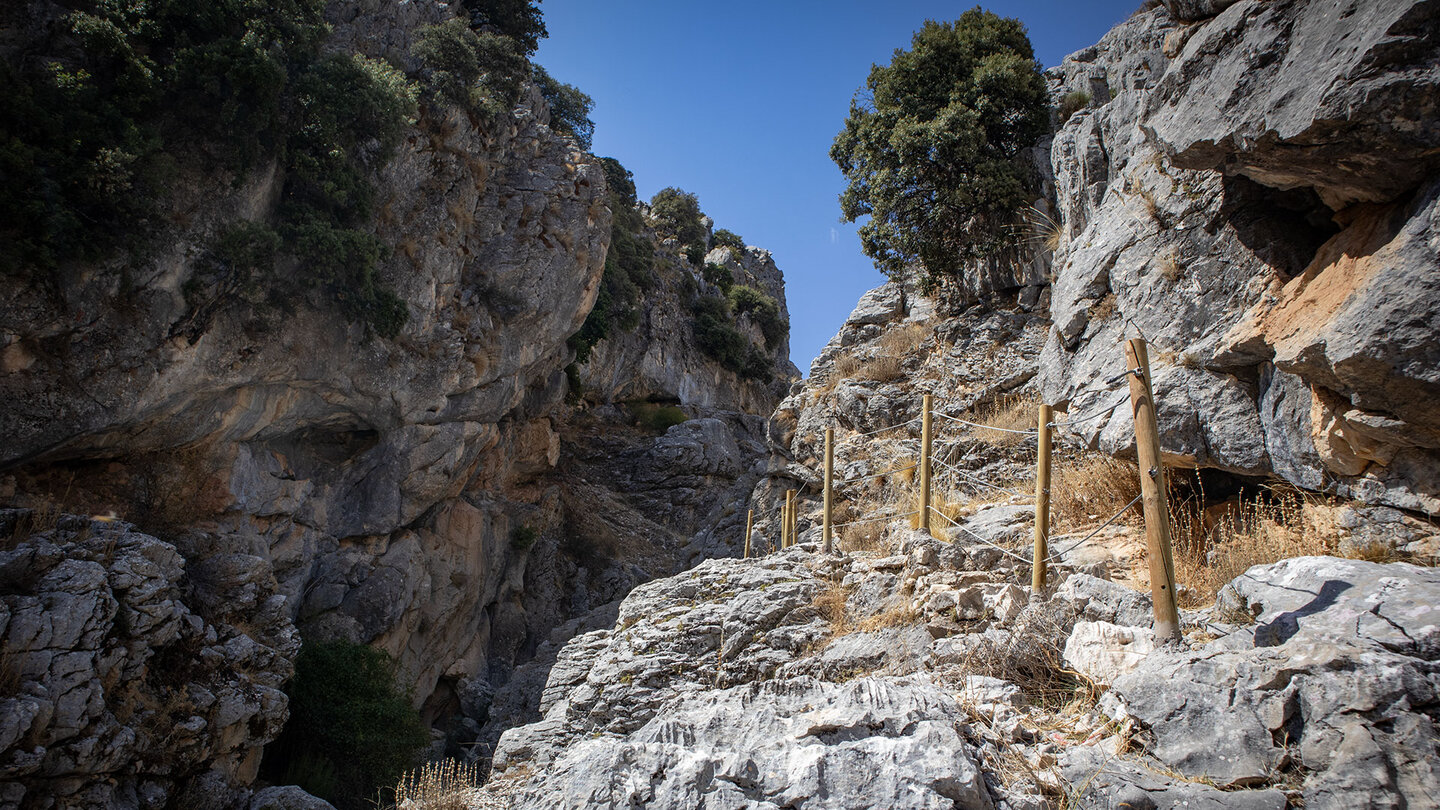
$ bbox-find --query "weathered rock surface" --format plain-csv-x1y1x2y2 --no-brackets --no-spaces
0,512,300,809
576,243,797,413
1040,0,1440,514
509,676,995,810
1107,557,1440,804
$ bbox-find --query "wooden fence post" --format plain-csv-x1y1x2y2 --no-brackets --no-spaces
783,492,794,547
789,488,800,546
1126,338,1182,644
919,393,933,533
822,428,834,554
744,509,753,559
1032,403,1054,594
784,489,796,549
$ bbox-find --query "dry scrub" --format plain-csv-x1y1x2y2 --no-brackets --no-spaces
969,392,1040,447
878,321,931,358
1169,487,1340,607
834,352,905,384
1049,454,1142,531
393,759,481,810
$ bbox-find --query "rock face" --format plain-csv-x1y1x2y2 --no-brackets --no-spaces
1039,0,1440,514
0,512,298,809
576,243,797,414
1107,556,1440,806
0,0,795,805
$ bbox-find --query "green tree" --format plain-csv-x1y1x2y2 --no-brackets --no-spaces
649,187,706,249
263,640,430,810
460,0,547,55
830,8,1048,286
711,228,745,252
411,19,526,117
533,64,594,149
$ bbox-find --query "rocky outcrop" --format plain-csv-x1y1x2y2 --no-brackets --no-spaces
1105,556,1440,806
1039,0,1440,514
0,512,298,809
477,523,1439,808
576,242,797,414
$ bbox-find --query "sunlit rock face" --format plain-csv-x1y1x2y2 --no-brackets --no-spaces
1039,0,1440,514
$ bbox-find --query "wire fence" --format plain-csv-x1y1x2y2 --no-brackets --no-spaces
748,337,1182,641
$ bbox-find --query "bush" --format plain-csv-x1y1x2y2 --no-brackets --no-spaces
263,640,430,810
702,262,734,292
1057,90,1091,124
691,293,773,382
459,0,547,56
630,402,688,433
650,187,706,248
510,524,538,550
831,10,1048,286
569,157,654,364
711,228,745,253
0,0,415,338
411,19,525,118
533,64,594,149
727,285,786,347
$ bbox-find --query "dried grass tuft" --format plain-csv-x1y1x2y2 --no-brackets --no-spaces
1170,486,1340,607
877,321,931,358
968,392,1041,447
394,759,481,810
1050,454,1142,532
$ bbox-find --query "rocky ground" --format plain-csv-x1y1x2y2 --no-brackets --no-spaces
478,517,1440,809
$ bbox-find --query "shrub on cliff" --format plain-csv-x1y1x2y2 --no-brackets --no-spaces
412,19,526,117
831,9,1048,286
711,228,746,253
263,640,429,810
460,0,547,56
568,157,654,365
650,187,707,250
0,0,415,337
533,64,594,149
728,285,786,348
691,293,773,382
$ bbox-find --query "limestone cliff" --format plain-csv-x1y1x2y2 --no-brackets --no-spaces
0,0,795,806
1040,0,1440,514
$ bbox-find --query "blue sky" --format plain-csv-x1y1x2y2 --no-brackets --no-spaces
534,1,1141,374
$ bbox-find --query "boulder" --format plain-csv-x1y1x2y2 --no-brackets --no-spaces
1107,557,1440,804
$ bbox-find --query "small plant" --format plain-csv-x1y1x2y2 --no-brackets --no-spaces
509,524,538,551
877,321,930,358
1057,90,1091,124
393,758,480,810
711,228,745,252
1087,293,1117,324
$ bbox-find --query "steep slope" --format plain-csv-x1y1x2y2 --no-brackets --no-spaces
0,1,797,807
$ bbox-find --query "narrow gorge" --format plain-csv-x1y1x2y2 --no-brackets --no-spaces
2,0,1437,809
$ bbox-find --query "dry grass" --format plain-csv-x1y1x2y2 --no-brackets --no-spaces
1158,249,1184,282
968,392,1041,447
877,321,931,358
813,581,853,637
394,759,482,810
855,601,920,633
1050,454,1142,531
1018,204,1063,253
832,350,906,385
1170,487,1340,607
944,601,1081,709
839,521,886,554
1087,293,1117,324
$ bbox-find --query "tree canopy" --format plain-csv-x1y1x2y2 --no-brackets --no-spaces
830,8,1048,286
